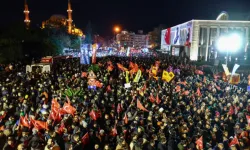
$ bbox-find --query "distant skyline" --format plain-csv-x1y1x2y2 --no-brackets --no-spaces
1,0,250,36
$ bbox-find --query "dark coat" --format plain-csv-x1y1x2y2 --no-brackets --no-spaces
157,142,167,150
2,144,15,150
28,134,44,149
72,143,84,150
55,133,65,150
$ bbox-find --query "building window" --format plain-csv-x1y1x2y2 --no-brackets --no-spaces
199,27,208,45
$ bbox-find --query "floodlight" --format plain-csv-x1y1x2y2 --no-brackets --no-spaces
216,33,242,52
228,33,242,52
216,36,228,51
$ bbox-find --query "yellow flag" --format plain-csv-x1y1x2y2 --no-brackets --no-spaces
126,71,130,83
165,72,175,82
162,70,169,81
133,70,142,83
152,66,158,76
162,71,175,82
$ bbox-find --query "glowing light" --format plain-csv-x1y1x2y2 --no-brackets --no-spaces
216,33,242,52
114,26,120,33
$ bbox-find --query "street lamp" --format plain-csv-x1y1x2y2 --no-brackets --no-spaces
113,26,121,49
216,33,242,65
114,27,120,33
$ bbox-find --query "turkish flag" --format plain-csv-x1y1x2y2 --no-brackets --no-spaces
57,123,65,135
129,62,135,69
246,115,250,125
89,110,98,120
203,76,206,83
52,98,60,109
30,118,48,130
149,94,155,103
195,136,203,149
229,136,239,147
123,114,128,124
106,85,111,92
137,100,149,112
156,94,161,104
117,103,122,114
50,99,61,121
196,88,202,97
62,102,76,116
110,126,118,137
49,107,61,122
117,63,128,71
20,115,30,128
165,28,171,45
81,132,90,146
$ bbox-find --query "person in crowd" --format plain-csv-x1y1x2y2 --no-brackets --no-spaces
0,55,249,150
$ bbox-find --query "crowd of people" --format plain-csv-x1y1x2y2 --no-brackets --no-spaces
0,56,250,150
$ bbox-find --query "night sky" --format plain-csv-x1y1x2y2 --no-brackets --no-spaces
1,0,250,36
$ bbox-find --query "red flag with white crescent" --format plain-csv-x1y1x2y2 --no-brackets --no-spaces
110,125,118,137
196,88,202,97
156,94,161,104
81,132,90,146
117,103,122,114
149,94,155,103
123,113,128,124
20,114,30,128
195,136,203,149
62,102,76,116
137,100,149,112
229,136,239,147
89,110,98,120
30,118,48,130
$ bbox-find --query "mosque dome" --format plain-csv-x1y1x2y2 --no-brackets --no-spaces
46,14,67,27
49,14,67,21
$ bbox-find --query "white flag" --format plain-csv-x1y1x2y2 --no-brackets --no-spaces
231,64,240,76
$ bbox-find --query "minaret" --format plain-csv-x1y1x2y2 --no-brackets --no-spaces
67,0,73,33
24,0,30,29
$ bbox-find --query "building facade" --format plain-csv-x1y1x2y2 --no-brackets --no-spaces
161,19,250,61
116,30,148,48
41,0,83,37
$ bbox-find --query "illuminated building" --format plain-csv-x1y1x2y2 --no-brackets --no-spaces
24,0,30,29
116,30,149,48
41,0,83,37
161,12,250,61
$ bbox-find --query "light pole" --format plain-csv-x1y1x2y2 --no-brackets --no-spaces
113,26,120,50
216,33,242,65
114,26,120,41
